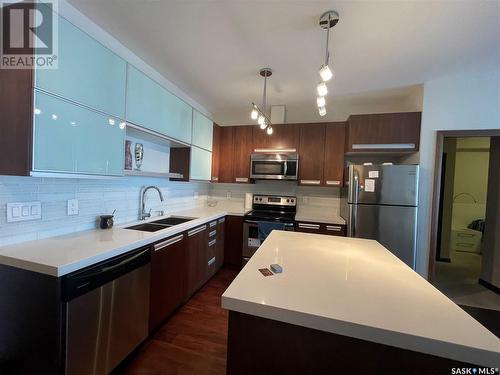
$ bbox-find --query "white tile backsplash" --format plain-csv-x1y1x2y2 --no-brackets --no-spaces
0,175,209,246
0,175,340,247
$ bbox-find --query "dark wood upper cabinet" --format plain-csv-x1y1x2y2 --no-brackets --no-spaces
0,68,33,176
232,126,253,183
218,126,234,183
252,124,300,151
323,122,346,187
211,124,221,182
298,123,326,186
346,112,421,153
149,233,187,332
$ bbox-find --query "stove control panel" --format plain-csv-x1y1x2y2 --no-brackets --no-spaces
253,195,297,207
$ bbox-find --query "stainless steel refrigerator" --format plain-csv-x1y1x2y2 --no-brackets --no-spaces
341,164,419,268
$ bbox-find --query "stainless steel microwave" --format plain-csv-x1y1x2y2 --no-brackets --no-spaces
250,152,299,180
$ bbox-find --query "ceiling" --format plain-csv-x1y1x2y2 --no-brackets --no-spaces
67,0,500,125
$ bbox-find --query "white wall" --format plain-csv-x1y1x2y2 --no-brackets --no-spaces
417,67,500,277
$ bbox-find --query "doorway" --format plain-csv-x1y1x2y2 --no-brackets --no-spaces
429,131,500,312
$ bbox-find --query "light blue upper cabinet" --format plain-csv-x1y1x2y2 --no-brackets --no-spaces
126,65,192,144
190,147,212,181
35,14,127,118
33,91,125,176
192,110,213,151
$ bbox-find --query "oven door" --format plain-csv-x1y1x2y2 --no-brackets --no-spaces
243,220,295,264
250,160,298,180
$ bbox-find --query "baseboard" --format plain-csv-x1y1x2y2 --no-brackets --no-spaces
436,257,451,263
479,278,500,295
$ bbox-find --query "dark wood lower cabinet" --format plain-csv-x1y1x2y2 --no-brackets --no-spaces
149,233,188,332
215,217,226,270
186,224,209,296
295,221,346,236
227,311,473,375
224,215,244,268
0,264,62,375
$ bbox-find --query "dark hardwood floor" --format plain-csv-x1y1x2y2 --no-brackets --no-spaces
115,268,238,375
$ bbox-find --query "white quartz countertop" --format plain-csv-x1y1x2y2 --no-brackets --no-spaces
295,205,346,225
0,205,248,277
221,231,500,367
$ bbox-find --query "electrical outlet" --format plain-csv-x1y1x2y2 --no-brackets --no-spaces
302,196,309,204
6,201,41,222
226,191,232,200
194,191,199,200
67,199,79,216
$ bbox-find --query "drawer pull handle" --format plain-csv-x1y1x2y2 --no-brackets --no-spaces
208,239,217,247
209,221,217,228
298,223,320,230
188,225,207,236
456,243,473,247
208,257,216,266
325,180,340,186
154,234,184,251
457,233,474,238
209,230,217,237
212,177,218,181
235,177,249,182
326,225,342,231
300,180,321,185
218,217,225,224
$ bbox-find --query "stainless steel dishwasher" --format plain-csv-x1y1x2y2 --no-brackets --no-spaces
61,246,151,375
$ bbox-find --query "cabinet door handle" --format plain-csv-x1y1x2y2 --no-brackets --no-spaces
154,234,184,251
207,257,216,266
326,225,342,232
209,221,217,228
212,177,218,181
209,230,217,237
351,143,415,150
208,239,217,247
300,180,321,185
218,217,225,224
325,180,341,186
235,177,249,183
188,225,207,236
298,223,320,230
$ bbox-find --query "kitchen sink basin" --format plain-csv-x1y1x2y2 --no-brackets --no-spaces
151,216,196,226
124,223,171,232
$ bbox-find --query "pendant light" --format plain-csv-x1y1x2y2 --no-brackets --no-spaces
250,68,273,135
316,10,339,117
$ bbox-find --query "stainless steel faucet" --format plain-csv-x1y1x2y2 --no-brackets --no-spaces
140,186,164,220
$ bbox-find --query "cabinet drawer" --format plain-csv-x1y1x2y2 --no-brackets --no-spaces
295,222,346,237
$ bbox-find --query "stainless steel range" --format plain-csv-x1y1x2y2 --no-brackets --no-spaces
243,195,297,265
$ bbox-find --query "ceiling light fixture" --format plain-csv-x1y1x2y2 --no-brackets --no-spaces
250,68,274,135
315,10,339,117
317,96,326,108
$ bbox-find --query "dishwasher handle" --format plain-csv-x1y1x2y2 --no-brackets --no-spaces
62,246,151,302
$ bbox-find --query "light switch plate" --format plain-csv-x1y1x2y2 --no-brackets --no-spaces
226,191,232,200
7,201,41,222
67,199,79,216
302,196,309,204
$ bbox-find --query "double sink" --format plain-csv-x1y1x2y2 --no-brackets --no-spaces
125,216,196,232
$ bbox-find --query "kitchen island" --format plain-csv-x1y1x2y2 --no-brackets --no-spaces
222,231,500,373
